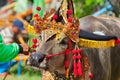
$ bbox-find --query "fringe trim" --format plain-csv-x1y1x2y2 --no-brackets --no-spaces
79,38,115,48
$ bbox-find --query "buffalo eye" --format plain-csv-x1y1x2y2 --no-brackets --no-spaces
59,38,68,45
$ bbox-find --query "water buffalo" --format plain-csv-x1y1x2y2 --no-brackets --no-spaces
26,15,120,80
26,0,120,80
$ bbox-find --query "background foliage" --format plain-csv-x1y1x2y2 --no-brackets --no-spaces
73,0,106,18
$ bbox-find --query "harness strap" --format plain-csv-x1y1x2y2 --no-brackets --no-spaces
45,39,72,60
45,50,66,59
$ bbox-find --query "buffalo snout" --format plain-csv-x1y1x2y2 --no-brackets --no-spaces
26,53,45,67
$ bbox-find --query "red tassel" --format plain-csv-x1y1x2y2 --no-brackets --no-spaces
72,50,77,54
74,61,78,77
77,55,82,59
77,60,82,76
73,55,78,77
76,49,82,53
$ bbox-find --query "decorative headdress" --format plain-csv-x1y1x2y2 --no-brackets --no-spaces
28,0,120,48
26,0,120,51
33,0,80,42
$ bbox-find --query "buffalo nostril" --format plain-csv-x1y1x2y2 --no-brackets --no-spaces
38,58,44,63
27,53,46,67
31,53,45,63
38,55,45,63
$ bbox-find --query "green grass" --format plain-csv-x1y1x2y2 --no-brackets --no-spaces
0,62,42,80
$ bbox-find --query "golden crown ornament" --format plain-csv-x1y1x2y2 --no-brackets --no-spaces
33,7,80,43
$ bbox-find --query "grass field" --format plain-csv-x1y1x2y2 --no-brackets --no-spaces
0,62,42,80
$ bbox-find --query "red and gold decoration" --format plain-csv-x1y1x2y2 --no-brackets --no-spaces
33,11,80,42
27,0,120,79
31,38,38,52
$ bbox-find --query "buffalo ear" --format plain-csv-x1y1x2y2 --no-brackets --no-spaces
59,38,68,45
58,38,68,50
